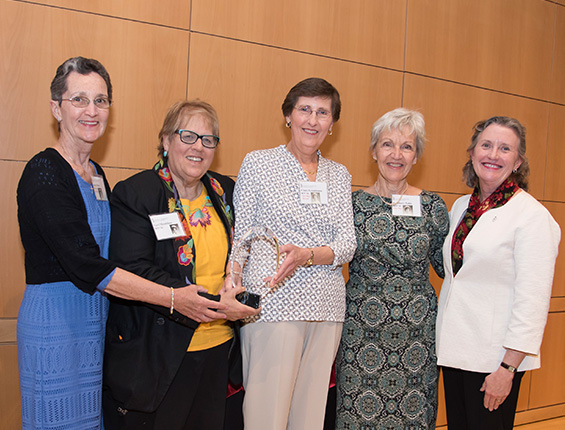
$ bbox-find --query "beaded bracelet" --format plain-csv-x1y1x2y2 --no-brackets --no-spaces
170,287,175,315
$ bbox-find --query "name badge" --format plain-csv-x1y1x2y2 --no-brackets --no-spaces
91,174,108,201
149,212,187,240
391,195,422,217
299,181,328,204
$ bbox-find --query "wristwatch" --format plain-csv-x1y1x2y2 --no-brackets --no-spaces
305,248,314,267
500,362,517,373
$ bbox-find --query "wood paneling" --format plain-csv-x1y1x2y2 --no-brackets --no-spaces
545,106,565,202
187,33,404,182
406,0,555,100
529,312,565,408
192,0,407,70
553,6,565,104
0,319,17,344
403,75,550,199
17,0,190,28
0,163,25,318
0,346,21,429
543,202,565,298
0,0,190,169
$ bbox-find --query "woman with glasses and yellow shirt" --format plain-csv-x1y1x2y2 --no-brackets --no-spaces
102,100,259,430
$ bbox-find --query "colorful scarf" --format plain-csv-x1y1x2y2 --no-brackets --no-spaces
153,158,234,284
451,177,519,275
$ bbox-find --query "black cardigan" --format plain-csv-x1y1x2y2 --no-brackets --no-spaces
103,168,236,413
17,148,116,293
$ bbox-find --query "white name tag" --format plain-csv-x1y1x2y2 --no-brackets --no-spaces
299,181,328,204
391,195,422,217
91,174,108,201
149,212,187,240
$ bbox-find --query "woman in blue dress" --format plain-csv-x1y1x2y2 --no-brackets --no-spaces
16,57,230,430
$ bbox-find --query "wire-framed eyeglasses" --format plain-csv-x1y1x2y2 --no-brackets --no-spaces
294,105,332,121
61,96,111,109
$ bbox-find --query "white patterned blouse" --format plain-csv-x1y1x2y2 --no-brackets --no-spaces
233,145,356,323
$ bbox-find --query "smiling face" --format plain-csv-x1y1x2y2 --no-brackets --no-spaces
163,113,216,190
372,127,418,185
285,96,333,154
470,123,522,195
50,72,110,146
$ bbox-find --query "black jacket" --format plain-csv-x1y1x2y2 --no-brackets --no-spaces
103,168,236,412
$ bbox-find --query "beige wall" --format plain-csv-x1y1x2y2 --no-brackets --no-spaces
1,0,564,428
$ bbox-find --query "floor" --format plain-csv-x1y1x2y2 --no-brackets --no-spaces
516,416,565,429
436,416,565,429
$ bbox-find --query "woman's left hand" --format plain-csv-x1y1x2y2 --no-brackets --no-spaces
269,244,311,286
219,286,261,320
480,368,514,411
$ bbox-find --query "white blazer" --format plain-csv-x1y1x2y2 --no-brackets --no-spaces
436,191,560,373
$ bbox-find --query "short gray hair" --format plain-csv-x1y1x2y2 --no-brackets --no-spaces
369,108,426,159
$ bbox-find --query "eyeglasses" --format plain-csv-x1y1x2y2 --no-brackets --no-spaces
294,105,332,121
61,96,111,109
176,129,220,149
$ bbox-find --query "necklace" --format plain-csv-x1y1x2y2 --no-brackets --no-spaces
303,168,317,175
374,181,408,207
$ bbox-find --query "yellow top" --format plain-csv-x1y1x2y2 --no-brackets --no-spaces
180,189,233,351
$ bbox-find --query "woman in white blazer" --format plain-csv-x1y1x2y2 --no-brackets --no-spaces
436,116,560,430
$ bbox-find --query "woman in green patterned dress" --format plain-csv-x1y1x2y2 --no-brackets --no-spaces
335,108,449,429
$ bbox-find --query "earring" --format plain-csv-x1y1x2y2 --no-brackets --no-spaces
328,129,333,136
286,121,291,128
163,150,168,158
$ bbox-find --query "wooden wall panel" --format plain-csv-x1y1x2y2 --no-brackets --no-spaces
405,0,555,100
187,33,404,183
529,312,565,408
0,0,190,169
0,346,21,429
0,163,25,318
545,105,565,202
544,202,565,298
403,75,550,199
553,6,565,104
16,0,190,28
192,0,406,70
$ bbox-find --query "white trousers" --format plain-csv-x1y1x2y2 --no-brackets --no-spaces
240,321,342,430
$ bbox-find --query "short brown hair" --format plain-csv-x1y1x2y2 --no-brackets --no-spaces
281,78,341,122
50,57,112,104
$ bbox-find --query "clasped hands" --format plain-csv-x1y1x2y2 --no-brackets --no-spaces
172,283,260,323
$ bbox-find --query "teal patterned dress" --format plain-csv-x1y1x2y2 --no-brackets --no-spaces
336,190,448,430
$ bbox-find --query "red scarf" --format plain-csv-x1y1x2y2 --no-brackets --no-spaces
451,177,519,275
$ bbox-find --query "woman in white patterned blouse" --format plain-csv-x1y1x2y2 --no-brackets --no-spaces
233,77,356,430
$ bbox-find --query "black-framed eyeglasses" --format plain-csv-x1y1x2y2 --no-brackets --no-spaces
176,129,220,149
61,96,111,109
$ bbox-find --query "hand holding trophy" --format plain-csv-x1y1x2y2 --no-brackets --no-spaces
230,226,280,309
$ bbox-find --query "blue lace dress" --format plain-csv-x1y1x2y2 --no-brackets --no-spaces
336,190,448,430
17,171,111,430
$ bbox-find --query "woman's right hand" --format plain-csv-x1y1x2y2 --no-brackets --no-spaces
220,286,261,321
174,284,228,322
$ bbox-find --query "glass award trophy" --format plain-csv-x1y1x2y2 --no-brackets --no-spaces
230,226,280,309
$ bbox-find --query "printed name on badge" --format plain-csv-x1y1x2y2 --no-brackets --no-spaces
391,195,422,217
149,212,187,240
299,181,328,204
91,174,108,201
